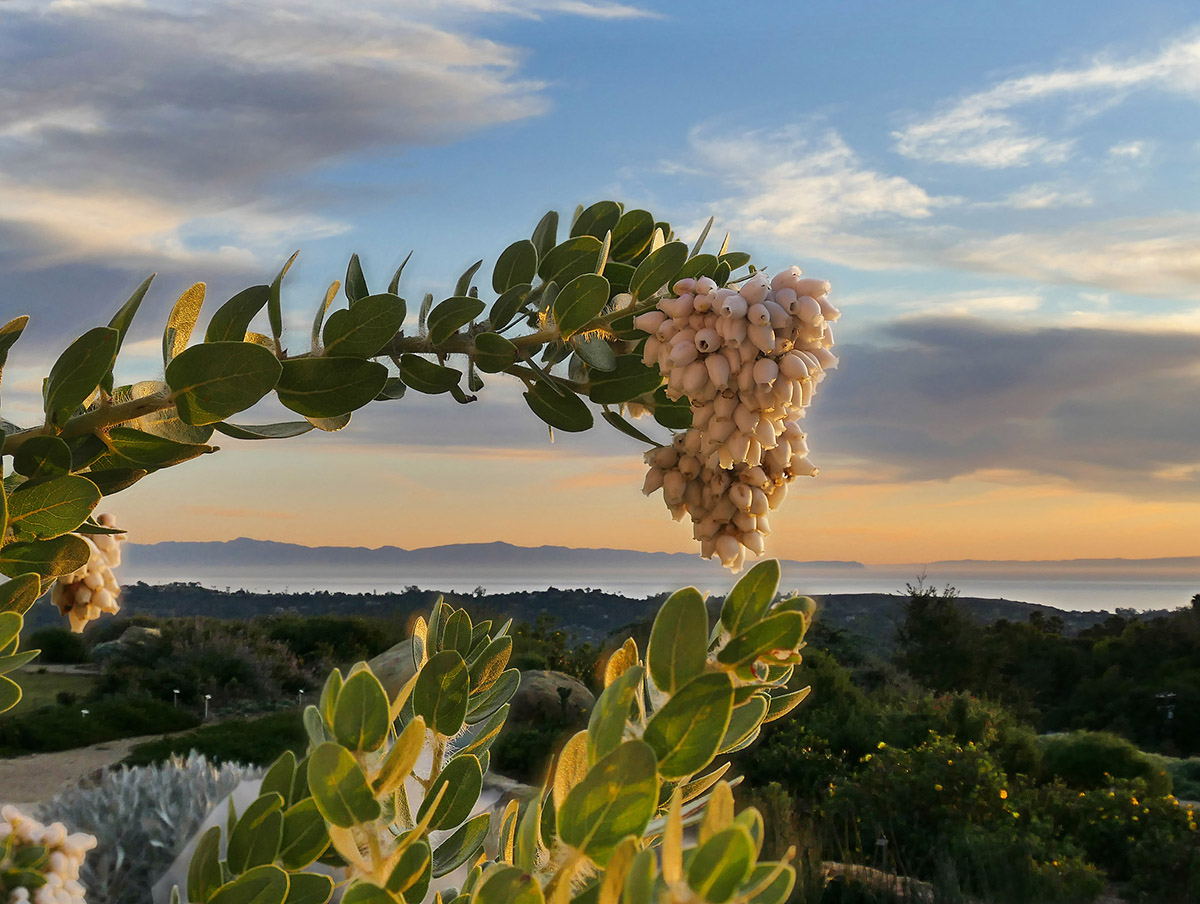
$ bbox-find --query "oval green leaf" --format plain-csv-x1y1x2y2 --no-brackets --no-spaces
553,273,610,340
276,358,388,418
167,342,283,426
7,475,100,540
643,672,734,780
323,293,407,358
647,587,708,695
630,241,688,301
558,740,659,866
523,380,593,432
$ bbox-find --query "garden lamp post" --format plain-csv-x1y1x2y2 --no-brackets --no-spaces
298,688,305,707
173,689,179,708
204,694,211,720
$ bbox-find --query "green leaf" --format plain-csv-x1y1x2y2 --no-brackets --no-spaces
431,812,489,877
0,674,20,714
537,236,603,286
455,259,484,297
187,826,223,904
719,251,752,271
610,209,655,260
472,333,517,374
0,612,21,650
0,316,30,378
13,436,72,480
531,210,559,261
624,849,657,904
306,413,352,432
163,283,205,365
276,358,388,418
167,342,282,426
44,327,120,426
214,421,315,440
227,792,284,873
388,251,413,295
416,753,482,831
397,355,462,395
573,335,617,373
0,649,40,675
467,635,511,696
205,286,271,343
7,475,100,540
651,386,692,429
306,742,381,828
553,273,610,340
385,838,431,898
523,380,593,432
643,673,734,780
474,866,545,904
715,612,806,669
333,669,390,752
675,254,720,283
587,664,643,763
487,283,530,332
210,864,290,904
101,426,214,469
0,535,90,582
465,667,518,725
719,695,768,754
102,275,154,392
84,469,147,495
558,740,659,866
261,751,296,804
493,241,539,293
763,686,811,723
587,356,662,405
647,587,708,695
279,798,330,870
720,560,780,636
743,864,796,904
375,377,406,401
427,297,485,346
269,252,300,343
341,882,399,904
630,241,688,301
442,609,473,656
284,873,333,904
686,826,755,903
413,649,469,736
312,282,339,352
0,574,43,616
322,294,406,357
345,254,369,305
571,201,621,240
601,411,658,446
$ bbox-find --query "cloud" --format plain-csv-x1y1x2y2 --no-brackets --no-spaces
892,33,1200,167
814,318,1200,496
0,0,569,273
997,183,1094,210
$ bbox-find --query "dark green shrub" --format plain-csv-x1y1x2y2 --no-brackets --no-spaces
1167,757,1200,801
26,627,90,664
122,710,307,767
261,614,401,666
1041,731,1172,795
0,695,198,754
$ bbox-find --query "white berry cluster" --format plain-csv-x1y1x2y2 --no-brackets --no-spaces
0,805,96,904
635,268,839,571
50,515,126,633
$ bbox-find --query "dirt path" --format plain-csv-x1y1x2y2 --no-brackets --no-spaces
0,735,155,812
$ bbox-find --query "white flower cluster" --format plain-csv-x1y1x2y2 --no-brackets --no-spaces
0,805,96,904
635,268,839,571
50,515,126,633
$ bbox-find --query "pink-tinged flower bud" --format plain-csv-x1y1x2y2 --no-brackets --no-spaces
669,338,699,367
755,417,777,448
794,277,831,297
695,328,721,353
683,361,709,395
810,347,838,370
733,509,756,532
634,310,667,334
691,403,714,430
728,432,751,463
768,479,788,509
816,295,840,321
705,353,732,388
753,358,779,387
743,529,766,556
672,277,697,295
688,312,707,332
779,352,809,380
684,429,704,454
738,342,757,365
669,502,688,522
642,335,662,367
720,295,748,319
694,276,716,294
793,456,819,476
774,379,795,407
770,266,803,292
765,300,792,328
748,303,770,325
736,365,755,394
791,294,823,324
739,272,770,304
746,439,763,467
800,380,814,406
749,487,769,515
657,319,680,342
693,292,713,313
742,465,768,487
660,294,694,319
663,470,687,505
774,287,798,308
772,335,793,355
643,468,665,495
749,323,776,354
718,445,735,469
820,323,836,349
652,446,679,469
684,478,703,508
707,417,736,446
713,390,738,419
733,404,758,435
700,536,717,559
716,533,740,567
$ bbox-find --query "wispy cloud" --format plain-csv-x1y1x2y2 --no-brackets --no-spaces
892,33,1200,167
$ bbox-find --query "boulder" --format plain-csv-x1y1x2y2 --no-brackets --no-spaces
366,638,418,698
509,670,594,725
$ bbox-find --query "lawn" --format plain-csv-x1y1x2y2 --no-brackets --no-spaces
1,669,97,719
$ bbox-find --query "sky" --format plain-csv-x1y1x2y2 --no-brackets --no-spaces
2,0,1200,565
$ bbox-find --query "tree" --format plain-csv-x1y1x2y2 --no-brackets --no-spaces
894,574,980,693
